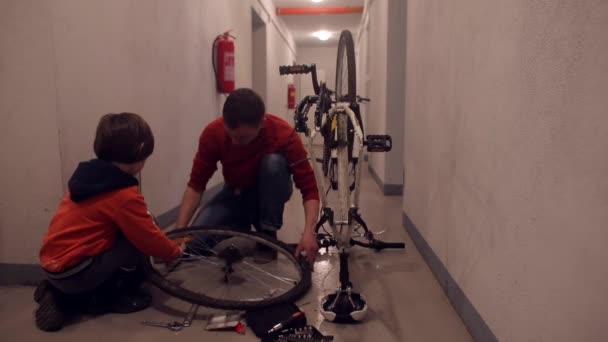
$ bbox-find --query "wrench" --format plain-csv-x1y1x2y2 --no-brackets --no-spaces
142,320,183,331
182,304,199,327
141,304,199,331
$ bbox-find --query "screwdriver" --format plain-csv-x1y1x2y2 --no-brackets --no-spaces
267,310,304,335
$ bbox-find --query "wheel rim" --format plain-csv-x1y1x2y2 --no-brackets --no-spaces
147,228,308,309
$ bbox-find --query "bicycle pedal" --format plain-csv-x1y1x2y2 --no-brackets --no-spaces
366,135,392,152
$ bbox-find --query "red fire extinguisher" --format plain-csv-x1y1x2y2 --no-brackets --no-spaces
287,84,296,109
213,31,235,94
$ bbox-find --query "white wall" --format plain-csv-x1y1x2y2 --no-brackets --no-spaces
357,0,404,190
296,46,338,92
405,0,608,341
0,2,64,264
265,26,296,120
0,0,295,264
253,0,297,121
252,11,267,102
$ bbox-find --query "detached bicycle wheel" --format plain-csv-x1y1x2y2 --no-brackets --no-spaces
143,226,311,310
335,30,356,103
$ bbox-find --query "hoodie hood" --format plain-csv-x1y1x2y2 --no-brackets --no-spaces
68,159,139,202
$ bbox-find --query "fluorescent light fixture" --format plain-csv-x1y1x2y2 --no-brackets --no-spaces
313,30,331,41
312,0,324,3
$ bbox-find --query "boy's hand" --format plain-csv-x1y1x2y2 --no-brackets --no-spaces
295,230,319,265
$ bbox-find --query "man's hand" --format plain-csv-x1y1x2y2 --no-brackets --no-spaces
295,230,319,265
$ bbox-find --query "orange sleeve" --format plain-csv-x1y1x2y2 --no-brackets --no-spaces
113,190,181,261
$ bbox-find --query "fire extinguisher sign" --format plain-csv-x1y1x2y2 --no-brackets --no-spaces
224,52,235,82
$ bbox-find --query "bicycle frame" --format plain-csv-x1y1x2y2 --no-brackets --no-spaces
303,103,364,249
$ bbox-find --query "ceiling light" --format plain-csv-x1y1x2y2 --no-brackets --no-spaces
313,30,331,41
312,0,324,3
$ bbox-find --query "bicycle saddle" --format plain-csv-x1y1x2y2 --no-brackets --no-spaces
319,290,368,323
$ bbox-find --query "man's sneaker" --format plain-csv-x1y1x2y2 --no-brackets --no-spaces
34,281,66,332
254,229,279,264
253,243,279,264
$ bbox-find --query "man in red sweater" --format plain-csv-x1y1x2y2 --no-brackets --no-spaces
176,88,320,264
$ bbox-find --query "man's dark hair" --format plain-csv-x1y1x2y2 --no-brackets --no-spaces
222,88,266,129
94,112,154,163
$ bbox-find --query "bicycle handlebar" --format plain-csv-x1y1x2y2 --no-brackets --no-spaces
279,64,321,95
351,239,405,250
279,64,312,75
317,234,405,251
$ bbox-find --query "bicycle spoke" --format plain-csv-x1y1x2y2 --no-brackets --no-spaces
234,264,279,293
241,261,297,285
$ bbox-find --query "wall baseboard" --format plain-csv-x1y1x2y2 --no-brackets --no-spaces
0,183,224,286
368,163,403,196
402,212,498,342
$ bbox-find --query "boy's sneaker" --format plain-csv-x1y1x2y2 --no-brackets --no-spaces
33,280,51,303
83,288,151,315
110,291,152,314
84,270,151,315
34,281,66,332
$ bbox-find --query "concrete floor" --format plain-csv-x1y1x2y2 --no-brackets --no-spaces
0,163,473,342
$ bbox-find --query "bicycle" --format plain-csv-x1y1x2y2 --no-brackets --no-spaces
278,30,405,323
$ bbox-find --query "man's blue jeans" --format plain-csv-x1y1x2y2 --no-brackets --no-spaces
193,153,293,235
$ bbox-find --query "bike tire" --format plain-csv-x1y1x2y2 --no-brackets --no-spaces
335,30,357,103
143,226,312,310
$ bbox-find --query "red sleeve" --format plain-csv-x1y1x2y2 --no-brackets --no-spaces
187,123,220,192
282,130,320,202
113,190,181,261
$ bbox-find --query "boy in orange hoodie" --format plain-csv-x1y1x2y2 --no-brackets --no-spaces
34,112,182,331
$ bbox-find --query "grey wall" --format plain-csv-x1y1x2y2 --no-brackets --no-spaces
404,0,608,341
0,0,295,265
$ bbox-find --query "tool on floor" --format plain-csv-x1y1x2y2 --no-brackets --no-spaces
141,320,184,331
204,311,244,331
141,303,200,332
267,311,304,334
245,302,307,338
182,303,199,327
262,325,334,342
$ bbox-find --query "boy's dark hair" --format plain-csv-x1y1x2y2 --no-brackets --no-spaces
94,112,154,163
223,88,266,129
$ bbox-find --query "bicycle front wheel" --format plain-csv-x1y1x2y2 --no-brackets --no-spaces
143,226,311,310
335,30,356,103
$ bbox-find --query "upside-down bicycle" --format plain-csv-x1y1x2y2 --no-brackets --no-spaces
278,29,405,323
